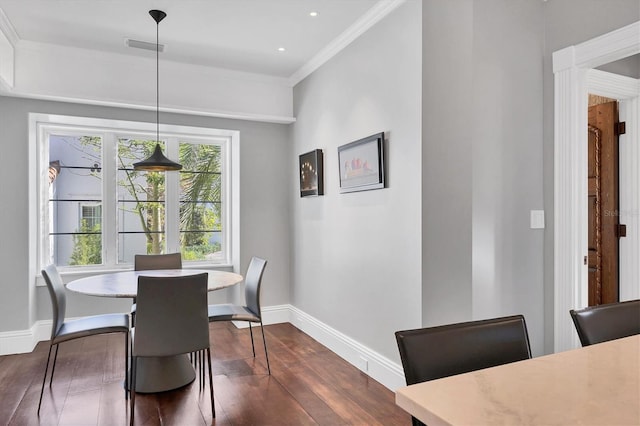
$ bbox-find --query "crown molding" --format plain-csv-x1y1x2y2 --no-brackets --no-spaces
0,7,18,46
288,0,406,86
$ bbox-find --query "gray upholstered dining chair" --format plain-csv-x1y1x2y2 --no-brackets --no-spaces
208,256,271,374
130,252,182,324
130,273,213,425
395,315,532,426
134,252,182,271
38,264,130,415
570,299,640,346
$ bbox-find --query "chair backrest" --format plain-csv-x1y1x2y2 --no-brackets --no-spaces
134,252,182,271
244,257,267,318
570,299,640,346
133,273,209,357
41,264,67,340
395,315,532,385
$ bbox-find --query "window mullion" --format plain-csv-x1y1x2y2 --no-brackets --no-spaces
39,127,52,269
103,133,117,266
165,137,180,253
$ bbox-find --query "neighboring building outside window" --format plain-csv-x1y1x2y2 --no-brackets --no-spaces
34,115,236,271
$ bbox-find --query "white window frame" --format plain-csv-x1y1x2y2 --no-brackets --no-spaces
29,113,240,280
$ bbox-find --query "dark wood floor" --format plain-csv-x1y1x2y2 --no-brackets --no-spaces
0,322,410,425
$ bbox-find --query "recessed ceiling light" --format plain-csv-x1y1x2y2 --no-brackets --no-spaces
278,47,286,52
309,11,319,17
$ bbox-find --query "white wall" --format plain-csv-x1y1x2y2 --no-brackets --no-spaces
0,96,291,333
291,1,422,363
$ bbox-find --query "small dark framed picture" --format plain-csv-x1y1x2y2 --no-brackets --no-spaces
299,149,324,197
338,132,385,193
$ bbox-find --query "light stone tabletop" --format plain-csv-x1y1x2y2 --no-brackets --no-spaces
67,269,243,298
396,335,640,426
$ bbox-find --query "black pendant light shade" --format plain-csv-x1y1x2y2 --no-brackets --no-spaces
149,9,166,24
134,144,183,171
134,9,182,172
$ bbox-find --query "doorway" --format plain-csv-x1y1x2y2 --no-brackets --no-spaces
587,97,620,306
553,21,640,352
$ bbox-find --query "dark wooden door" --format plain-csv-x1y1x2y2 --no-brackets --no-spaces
587,100,620,306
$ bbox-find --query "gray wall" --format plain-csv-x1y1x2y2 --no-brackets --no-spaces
542,0,640,352
422,0,474,329
291,0,639,363
422,0,545,355
291,1,423,362
0,95,290,332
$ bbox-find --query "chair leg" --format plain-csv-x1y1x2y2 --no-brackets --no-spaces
197,350,202,390
248,322,256,357
130,357,137,426
412,415,426,426
124,332,129,400
260,320,271,375
49,344,60,386
201,350,205,391
37,344,54,415
206,348,215,418
198,350,203,391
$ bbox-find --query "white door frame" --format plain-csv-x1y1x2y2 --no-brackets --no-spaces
553,21,640,352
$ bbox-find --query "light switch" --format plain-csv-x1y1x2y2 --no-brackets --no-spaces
530,210,545,229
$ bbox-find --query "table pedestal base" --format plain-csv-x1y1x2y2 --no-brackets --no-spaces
131,354,195,393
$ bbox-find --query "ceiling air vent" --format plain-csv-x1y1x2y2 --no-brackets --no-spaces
125,38,165,52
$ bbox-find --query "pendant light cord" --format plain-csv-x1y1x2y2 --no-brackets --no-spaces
133,10,181,171
156,18,160,145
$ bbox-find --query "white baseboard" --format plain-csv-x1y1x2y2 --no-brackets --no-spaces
285,305,405,391
0,320,51,356
1,305,405,391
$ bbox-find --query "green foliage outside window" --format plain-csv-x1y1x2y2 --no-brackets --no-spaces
68,220,102,266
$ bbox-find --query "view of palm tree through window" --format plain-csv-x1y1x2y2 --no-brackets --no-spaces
48,133,223,267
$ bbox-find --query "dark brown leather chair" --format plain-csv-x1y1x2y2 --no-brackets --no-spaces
395,315,532,426
570,299,640,346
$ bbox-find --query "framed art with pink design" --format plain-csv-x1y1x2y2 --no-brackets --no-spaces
338,132,385,193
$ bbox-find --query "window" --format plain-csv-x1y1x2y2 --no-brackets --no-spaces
33,114,238,271
80,204,102,230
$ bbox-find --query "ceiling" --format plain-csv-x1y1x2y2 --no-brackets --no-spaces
0,0,382,79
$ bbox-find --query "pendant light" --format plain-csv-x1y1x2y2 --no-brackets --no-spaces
133,9,182,171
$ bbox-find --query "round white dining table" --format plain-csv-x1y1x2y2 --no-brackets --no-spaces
66,269,243,298
66,269,243,393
